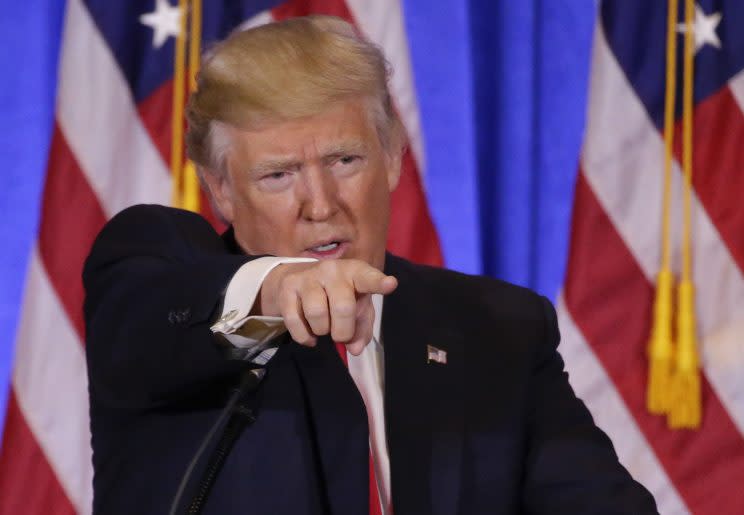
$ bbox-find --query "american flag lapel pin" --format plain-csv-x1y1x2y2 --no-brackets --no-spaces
427,344,447,365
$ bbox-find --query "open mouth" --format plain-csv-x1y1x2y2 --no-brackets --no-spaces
304,240,348,259
310,242,340,252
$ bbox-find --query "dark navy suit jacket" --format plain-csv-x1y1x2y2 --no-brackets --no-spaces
83,204,658,514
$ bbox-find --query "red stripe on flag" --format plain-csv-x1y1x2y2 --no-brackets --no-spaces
0,389,76,515
388,149,443,266
273,0,353,19
672,86,744,272
564,172,744,514
137,79,173,167
137,80,227,232
38,123,108,341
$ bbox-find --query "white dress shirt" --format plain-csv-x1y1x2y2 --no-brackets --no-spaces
210,257,391,513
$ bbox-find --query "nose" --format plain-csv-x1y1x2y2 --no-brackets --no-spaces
299,166,338,222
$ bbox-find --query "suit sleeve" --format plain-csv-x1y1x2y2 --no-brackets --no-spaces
83,204,255,411
521,296,658,514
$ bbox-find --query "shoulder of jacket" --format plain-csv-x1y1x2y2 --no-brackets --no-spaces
386,253,547,312
85,204,226,273
105,203,210,231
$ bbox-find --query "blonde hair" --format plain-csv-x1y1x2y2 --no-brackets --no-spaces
186,15,403,177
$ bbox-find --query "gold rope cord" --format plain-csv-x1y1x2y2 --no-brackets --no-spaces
669,0,701,429
647,0,678,416
170,0,188,208
171,0,201,212
647,0,702,429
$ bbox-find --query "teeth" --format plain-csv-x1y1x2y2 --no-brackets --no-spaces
313,242,339,252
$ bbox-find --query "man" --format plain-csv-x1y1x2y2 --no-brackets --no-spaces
83,16,657,515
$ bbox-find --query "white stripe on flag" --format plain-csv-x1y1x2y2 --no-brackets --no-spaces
57,0,171,219
556,295,690,515
236,10,274,32
12,249,93,515
581,24,744,437
345,0,426,173
729,69,744,114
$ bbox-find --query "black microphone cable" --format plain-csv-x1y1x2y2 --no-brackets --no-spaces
168,367,265,515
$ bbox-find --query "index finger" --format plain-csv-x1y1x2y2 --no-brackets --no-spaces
350,266,398,295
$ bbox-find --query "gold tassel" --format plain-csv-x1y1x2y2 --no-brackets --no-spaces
668,280,701,428
667,0,701,429
647,269,674,414
647,0,678,417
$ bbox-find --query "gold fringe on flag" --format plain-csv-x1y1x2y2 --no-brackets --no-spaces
646,0,679,416
669,0,701,429
647,0,702,430
171,0,202,212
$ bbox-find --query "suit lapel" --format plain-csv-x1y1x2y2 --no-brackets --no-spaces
383,255,465,515
292,336,369,515
222,228,369,513
223,228,370,514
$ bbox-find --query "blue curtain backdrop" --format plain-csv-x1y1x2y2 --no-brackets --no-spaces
0,0,595,432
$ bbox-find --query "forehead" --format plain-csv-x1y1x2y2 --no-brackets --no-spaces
226,99,381,164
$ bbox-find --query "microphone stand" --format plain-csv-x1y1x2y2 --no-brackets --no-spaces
168,367,265,515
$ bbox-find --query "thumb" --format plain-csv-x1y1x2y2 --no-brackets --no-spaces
352,267,398,295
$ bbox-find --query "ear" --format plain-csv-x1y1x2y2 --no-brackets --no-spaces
385,140,404,192
200,168,235,222
385,119,405,192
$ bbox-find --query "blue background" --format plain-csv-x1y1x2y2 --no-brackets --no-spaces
0,0,596,434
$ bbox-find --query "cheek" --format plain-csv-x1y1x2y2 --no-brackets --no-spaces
350,170,392,226
232,190,298,253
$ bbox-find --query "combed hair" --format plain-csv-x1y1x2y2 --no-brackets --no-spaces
185,15,403,178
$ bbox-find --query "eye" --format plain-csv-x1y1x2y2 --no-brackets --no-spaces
258,170,293,191
330,155,363,176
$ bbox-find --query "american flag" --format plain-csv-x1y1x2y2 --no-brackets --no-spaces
0,1,440,513
557,1,744,513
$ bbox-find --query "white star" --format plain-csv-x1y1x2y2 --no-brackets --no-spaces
139,0,182,49
677,4,722,53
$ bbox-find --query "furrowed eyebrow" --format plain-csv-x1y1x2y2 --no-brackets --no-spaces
248,141,369,175
249,159,301,175
320,141,369,158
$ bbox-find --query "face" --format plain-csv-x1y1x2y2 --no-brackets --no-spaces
203,99,402,270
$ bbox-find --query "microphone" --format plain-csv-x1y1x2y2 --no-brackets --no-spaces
168,368,266,515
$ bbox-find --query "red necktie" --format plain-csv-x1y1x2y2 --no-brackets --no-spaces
334,341,384,515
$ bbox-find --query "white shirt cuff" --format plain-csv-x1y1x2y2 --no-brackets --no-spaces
210,256,316,349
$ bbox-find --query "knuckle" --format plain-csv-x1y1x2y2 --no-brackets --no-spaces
333,301,356,318
357,326,371,344
284,311,303,327
278,286,295,303
349,260,369,276
317,259,338,274
285,323,305,339
295,334,313,345
360,320,373,336
279,272,301,291
363,267,381,281
303,302,328,319
278,296,297,317
333,327,354,342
